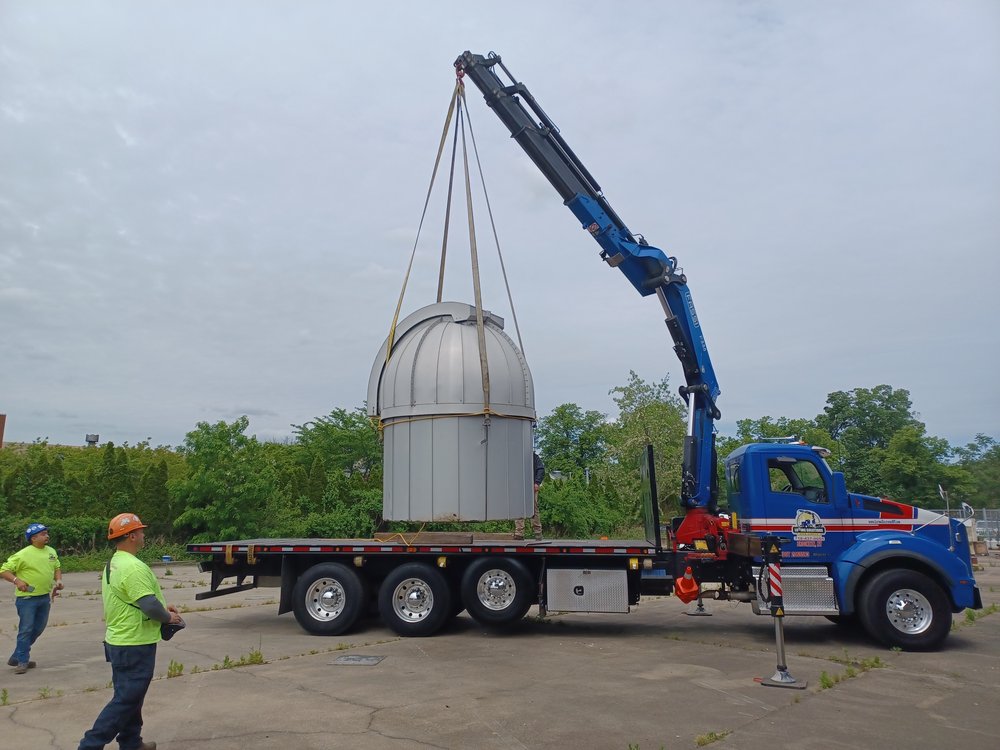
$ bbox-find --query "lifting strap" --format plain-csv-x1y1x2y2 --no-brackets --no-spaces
436,99,461,303
458,83,526,359
384,72,528,430
385,80,462,361
457,87,492,417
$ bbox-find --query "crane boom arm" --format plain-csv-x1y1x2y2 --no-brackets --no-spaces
456,51,721,511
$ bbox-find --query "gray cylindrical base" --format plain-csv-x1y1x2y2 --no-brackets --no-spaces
382,415,533,521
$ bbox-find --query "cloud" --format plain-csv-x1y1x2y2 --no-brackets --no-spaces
0,286,39,303
0,1,996,449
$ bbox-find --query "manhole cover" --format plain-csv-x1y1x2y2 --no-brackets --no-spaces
331,655,385,666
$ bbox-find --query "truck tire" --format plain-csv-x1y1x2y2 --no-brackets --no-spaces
378,562,452,637
292,562,367,636
858,569,951,651
461,557,534,628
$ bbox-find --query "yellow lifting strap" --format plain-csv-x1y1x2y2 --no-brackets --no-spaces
461,91,526,360
457,83,491,417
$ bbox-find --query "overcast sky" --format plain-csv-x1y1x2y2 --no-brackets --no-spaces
1,1,998,450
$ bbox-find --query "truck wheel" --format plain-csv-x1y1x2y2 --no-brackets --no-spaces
292,563,367,636
461,557,534,627
858,569,951,651
378,563,452,637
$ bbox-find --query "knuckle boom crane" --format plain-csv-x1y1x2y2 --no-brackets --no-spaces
455,50,721,545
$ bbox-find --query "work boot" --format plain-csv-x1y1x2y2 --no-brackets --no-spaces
14,663,28,674
130,742,157,750
7,658,36,668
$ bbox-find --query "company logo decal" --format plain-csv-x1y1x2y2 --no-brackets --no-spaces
792,509,827,546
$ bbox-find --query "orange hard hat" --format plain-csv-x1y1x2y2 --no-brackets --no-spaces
108,512,148,540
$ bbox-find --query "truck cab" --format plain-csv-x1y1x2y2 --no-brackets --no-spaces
725,442,981,650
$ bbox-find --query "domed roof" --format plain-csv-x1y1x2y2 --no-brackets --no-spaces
368,302,534,421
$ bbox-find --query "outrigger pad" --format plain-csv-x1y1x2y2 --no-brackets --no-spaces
755,673,808,690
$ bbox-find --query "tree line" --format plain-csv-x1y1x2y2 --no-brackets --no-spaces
1,377,996,557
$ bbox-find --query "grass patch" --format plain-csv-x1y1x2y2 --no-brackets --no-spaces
818,651,886,690
696,731,731,746
958,602,999,628
210,646,265,671
826,649,886,671
167,659,184,678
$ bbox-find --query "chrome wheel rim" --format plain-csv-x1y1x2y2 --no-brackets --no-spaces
477,569,516,611
306,578,346,622
391,577,434,622
885,588,933,634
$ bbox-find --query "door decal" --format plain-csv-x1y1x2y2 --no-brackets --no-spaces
792,509,827,547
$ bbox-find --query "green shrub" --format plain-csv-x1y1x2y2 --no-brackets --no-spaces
0,516,107,559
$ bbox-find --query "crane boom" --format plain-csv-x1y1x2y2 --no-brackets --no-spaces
456,51,721,513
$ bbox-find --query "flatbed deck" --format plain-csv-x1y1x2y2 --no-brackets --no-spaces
187,535,658,557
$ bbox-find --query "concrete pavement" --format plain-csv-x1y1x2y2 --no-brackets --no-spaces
1,556,998,749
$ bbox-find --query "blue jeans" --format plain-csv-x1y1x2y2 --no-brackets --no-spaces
11,595,50,665
78,642,157,750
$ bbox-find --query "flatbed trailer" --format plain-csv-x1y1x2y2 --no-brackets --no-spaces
187,528,765,638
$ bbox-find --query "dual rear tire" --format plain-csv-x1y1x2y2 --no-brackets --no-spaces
376,558,536,635
461,557,535,627
378,563,453,637
293,557,538,637
292,562,367,636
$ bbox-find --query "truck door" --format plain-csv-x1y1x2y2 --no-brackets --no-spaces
761,454,855,565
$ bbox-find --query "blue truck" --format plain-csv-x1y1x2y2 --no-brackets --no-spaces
188,52,980,651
